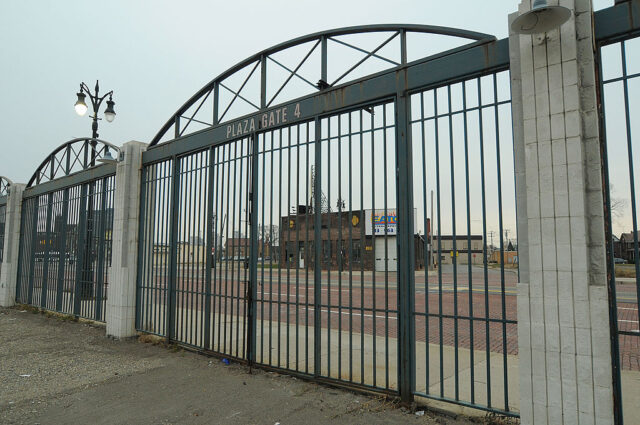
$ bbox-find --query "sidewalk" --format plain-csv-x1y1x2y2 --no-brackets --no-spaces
0,306,498,425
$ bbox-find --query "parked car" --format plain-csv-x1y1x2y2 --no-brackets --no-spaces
614,257,627,264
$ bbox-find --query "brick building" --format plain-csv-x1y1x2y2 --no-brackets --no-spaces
279,207,428,271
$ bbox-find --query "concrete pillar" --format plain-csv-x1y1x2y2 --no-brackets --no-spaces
0,183,25,307
510,1,615,424
106,141,147,338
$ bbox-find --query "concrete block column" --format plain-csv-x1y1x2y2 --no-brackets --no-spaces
510,1,615,424
106,141,147,338
0,183,25,307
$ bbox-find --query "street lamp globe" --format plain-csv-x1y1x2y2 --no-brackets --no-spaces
74,92,88,116
104,98,116,123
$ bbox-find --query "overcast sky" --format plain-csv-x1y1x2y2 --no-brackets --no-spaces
0,0,614,184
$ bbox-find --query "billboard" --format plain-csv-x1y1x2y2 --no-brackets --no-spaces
364,209,420,236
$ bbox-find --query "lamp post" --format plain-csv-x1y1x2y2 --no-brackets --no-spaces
73,80,116,304
74,80,116,139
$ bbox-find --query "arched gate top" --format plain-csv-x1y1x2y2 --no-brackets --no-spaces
151,24,496,146
27,138,120,188
0,176,12,197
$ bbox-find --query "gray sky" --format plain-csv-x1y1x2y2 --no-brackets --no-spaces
0,0,611,183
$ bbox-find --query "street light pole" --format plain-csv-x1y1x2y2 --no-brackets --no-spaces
74,80,116,302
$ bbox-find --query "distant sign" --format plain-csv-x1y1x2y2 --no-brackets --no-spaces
364,209,418,236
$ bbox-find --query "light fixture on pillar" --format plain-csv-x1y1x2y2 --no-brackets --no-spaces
511,0,571,35
97,146,122,164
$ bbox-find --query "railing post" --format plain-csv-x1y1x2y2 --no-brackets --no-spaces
396,69,415,405
510,1,615,423
105,141,147,338
0,183,26,307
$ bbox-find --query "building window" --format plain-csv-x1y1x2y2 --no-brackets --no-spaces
352,241,361,263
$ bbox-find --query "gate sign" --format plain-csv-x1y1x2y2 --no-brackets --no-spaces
365,209,418,236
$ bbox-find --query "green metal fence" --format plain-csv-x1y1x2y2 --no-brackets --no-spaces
135,25,518,416
596,2,640,423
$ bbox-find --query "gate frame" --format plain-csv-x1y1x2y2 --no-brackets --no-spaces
136,23,515,415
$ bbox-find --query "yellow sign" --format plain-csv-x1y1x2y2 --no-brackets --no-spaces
352,215,359,227
450,250,459,257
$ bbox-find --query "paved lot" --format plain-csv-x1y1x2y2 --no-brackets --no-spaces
0,306,514,425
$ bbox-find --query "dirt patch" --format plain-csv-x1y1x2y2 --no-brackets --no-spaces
0,306,516,424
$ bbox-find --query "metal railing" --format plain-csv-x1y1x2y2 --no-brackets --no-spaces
598,9,640,421
15,174,115,321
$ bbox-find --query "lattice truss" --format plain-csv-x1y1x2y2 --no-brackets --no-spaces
153,26,493,145
27,138,119,187
0,176,11,197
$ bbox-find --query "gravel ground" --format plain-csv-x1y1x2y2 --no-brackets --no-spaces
0,306,515,425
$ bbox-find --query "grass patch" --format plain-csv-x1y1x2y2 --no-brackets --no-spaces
615,264,636,278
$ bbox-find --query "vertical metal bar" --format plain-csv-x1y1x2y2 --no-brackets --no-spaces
260,134,267,363
359,109,365,385
136,167,148,330
462,82,475,404
40,192,54,309
493,73,509,411
204,148,215,349
243,143,251,359
94,179,108,321
327,117,332,378
278,129,285,368
348,111,354,383
55,189,70,312
175,116,181,139
213,147,222,350
434,89,444,397
305,122,311,375
74,185,88,316
167,157,181,341
213,82,220,126
286,128,292,370
224,143,233,354
321,36,328,85
383,105,390,390
314,117,322,377
249,133,260,364
260,56,267,110
447,85,460,401
396,75,416,403
234,141,243,357
268,135,274,365
27,197,38,305
370,107,377,388
597,44,624,425
400,30,407,65
477,77,492,408
295,124,301,371
338,115,343,381
419,91,430,392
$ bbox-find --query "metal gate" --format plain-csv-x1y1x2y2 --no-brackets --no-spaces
15,139,116,322
137,25,517,415
596,2,640,423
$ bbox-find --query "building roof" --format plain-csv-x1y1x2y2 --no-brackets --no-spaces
433,235,483,240
620,232,637,242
